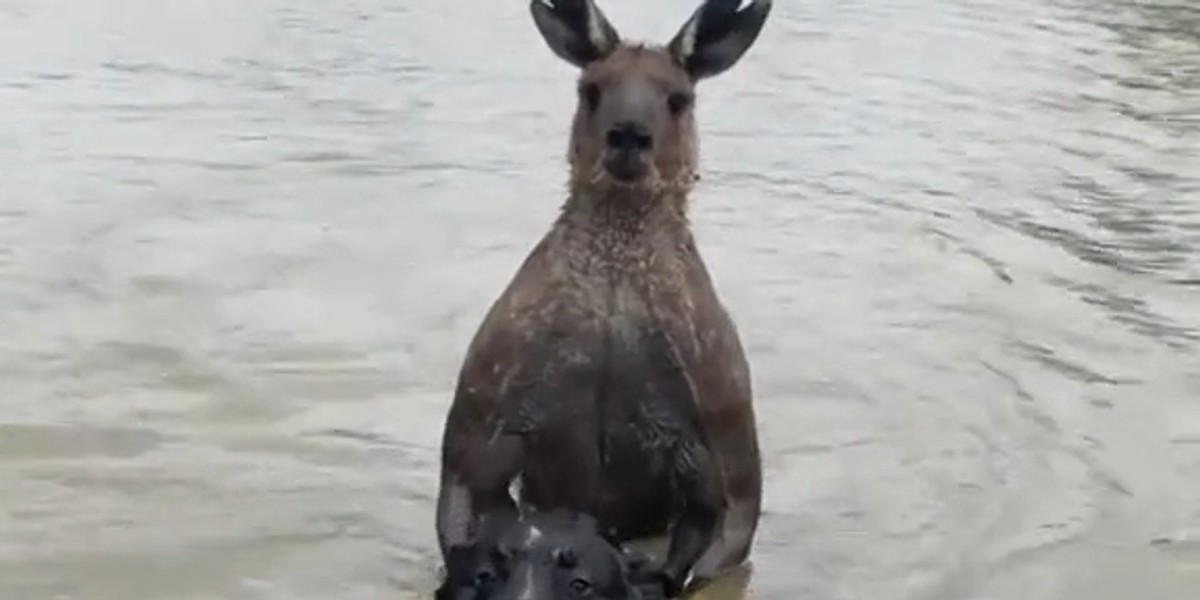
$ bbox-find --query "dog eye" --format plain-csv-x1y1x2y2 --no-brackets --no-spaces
568,577,592,594
667,91,693,115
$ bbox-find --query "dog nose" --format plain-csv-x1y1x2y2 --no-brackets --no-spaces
605,121,652,152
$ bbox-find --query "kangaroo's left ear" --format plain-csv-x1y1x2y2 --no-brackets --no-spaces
667,0,773,81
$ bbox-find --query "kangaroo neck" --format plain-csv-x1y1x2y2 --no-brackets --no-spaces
560,185,689,236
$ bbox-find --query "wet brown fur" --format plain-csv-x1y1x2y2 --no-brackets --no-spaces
436,1,771,595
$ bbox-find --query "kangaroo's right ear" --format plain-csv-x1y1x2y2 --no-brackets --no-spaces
668,0,773,80
530,0,621,68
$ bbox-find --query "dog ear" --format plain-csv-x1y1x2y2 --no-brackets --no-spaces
598,523,622,547
435,544,477,600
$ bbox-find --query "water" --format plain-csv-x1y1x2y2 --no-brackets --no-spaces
1,0,1197,598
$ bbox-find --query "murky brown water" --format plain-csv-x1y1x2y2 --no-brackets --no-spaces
2,0,1198,599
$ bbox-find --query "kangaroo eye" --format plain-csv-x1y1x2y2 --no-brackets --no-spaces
667,91,693,115
580,83,601,110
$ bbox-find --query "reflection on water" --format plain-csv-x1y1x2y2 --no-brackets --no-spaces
0,0,1197,599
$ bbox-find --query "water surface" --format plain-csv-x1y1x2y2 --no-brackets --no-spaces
1,0,1198,599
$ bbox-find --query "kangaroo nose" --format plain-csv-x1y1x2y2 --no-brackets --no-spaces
605,121,652,152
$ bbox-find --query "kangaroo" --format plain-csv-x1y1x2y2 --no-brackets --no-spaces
435,1,772,597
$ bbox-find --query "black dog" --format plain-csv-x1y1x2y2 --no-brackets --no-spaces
435,510,666,600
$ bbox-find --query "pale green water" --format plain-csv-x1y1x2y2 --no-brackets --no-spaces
1,0,1198,599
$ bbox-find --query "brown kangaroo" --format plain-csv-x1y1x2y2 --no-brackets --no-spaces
435,1,772,597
